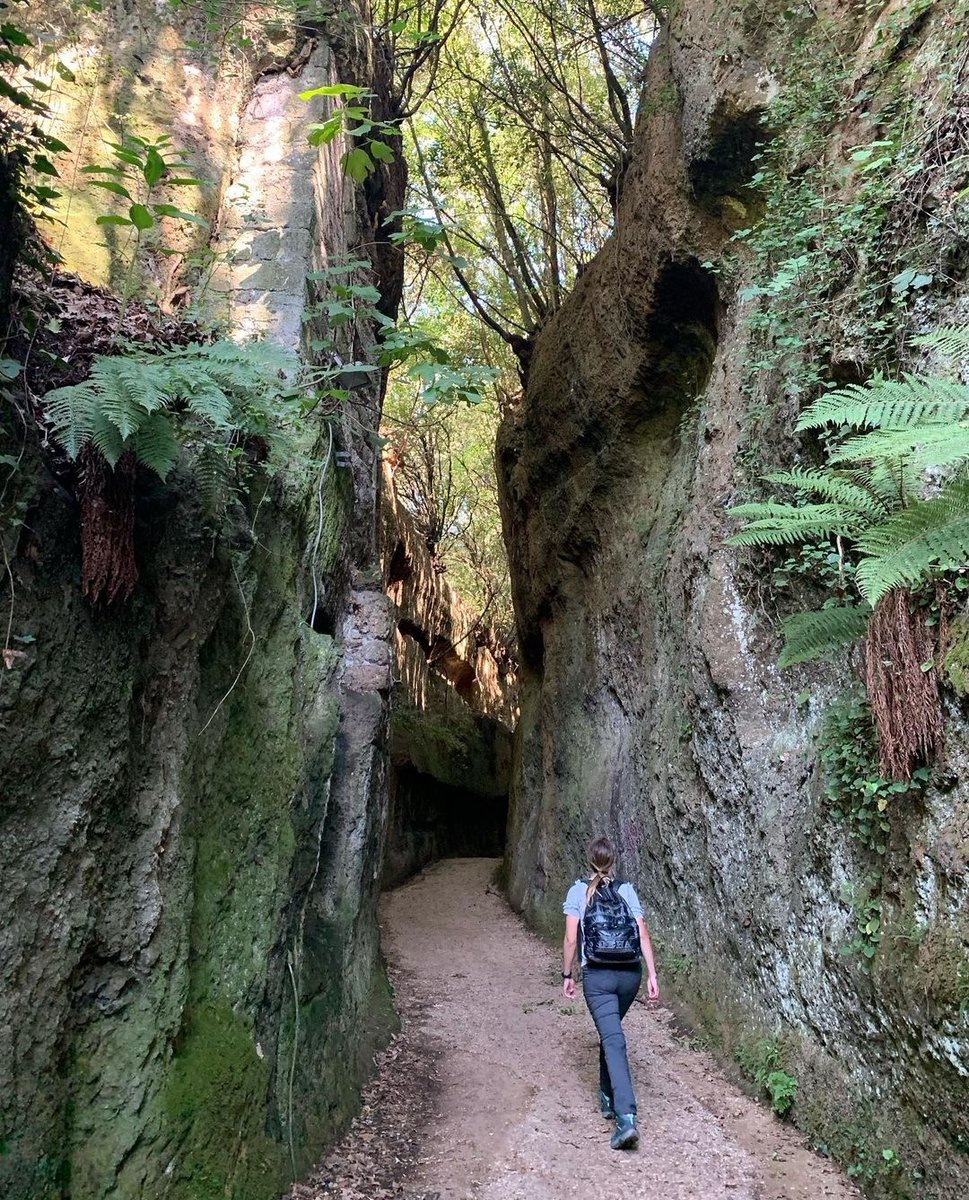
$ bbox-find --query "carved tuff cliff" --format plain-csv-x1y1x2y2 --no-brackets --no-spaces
498,0,969,1194
0,3,404,1197
380,464,515,887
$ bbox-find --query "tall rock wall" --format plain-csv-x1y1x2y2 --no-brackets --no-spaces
0,3,403,1197
498,1,969,1195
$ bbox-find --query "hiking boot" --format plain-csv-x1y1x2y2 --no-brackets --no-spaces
599,1089,615,1119
610,1114,639,1150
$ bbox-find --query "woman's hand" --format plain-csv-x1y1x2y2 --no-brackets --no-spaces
563,977,577,1001
647,973,660,1003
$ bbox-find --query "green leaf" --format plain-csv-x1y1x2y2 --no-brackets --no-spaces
142,144,166,187
95,214,133,226
855,480,969,604
109,146,145,168
368,139,395,164
0,358,22,380
87,178,132,199
128,203,155,230
1,23,32,46
343,147,374,182
151,203,207,226
298,83,371,100
778,606,871,668
307,116,343,147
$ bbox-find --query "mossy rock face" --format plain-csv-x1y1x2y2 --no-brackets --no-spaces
2,0,400,1192
943,616,969,697
390,698,510,799
164,1005,284,1200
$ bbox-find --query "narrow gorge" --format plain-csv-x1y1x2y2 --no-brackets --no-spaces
1,0,967,1198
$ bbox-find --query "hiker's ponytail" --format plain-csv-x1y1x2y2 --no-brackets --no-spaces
585,837,616,904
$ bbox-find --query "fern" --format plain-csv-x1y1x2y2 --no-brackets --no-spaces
726,501,869,547
778,604,871,668
192,442,235,519
829,423,969,474
855,480,969,604
131,411,181,478
44,339,297,480
764,469,889,515
164,363,234,428
796,375,969,432
44,380,99,458
729,324,969,692
913,326,969,358
88,406,128,467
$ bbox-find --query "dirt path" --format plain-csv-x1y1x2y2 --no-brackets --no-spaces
293,858,860,1200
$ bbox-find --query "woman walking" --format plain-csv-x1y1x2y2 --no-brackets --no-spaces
561,837,660,1149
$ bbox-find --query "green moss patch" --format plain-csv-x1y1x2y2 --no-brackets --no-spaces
164,1004,284,1200
943,616,969,697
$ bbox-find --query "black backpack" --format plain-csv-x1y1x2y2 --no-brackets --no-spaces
582,880,641,966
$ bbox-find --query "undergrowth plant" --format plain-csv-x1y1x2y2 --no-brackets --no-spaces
819,695,930,857
735,1036,799,1116
0,10,72,232
729,326,969,669
40,338,299,603
299,83,401,182
84,132,209,308
44,338,297,480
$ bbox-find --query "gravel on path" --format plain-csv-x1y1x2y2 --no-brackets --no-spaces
291,857,860,1200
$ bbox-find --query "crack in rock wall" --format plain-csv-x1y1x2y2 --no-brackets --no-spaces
497,1,969,1194
380,465,515,886
0,4,404,1198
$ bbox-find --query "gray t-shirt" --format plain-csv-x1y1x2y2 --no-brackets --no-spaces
563,879,644,968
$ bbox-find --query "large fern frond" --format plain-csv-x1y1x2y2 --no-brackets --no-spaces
44,381,99,458
131,411,181,479
42,338,296,471
829,422,969,473
726,501,869,547
855,479,969,603
913,326,969,359
778,604,871,668
164,364,234,428
88,406,128,467
191,443,235,517
89,358,165,440
796,376,969,432
198,338,296,374
764,468,889,515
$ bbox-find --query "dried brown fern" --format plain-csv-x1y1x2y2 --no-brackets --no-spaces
77,448,137,605
863,587,943,780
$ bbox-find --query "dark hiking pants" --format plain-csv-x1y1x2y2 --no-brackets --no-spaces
582,964,642,1116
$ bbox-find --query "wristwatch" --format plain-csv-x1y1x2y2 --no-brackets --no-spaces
561,971,572,979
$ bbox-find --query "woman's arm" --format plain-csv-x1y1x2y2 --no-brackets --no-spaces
637,917,660,1001
562,915,579,999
